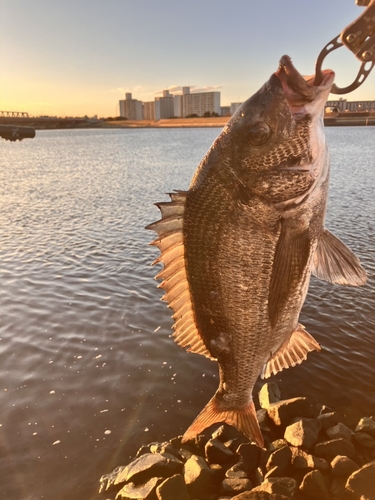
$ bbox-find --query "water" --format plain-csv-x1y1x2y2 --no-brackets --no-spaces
0,127,374,500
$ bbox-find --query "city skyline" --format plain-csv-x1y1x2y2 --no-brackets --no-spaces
1,0,375,117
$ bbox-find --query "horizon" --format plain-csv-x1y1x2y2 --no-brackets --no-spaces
1,0,374,118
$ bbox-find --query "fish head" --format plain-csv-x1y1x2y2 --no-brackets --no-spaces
220,55,335,206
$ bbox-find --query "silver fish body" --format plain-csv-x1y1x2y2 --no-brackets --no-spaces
147,55,366,447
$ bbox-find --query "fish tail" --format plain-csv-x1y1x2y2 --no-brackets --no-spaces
181,396,264,447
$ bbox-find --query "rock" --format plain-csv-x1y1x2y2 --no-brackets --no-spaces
267,397,313,427
264,466,285,479
330,476,351,500
325,422,353,442
155,474,190,500
237,443,261,472
150,441,180,457
291,447,330,472
257,409,274,434
114,453,183,486
225,462,249,479
317,411,342,430
266,446,292,473
178,447,195,462
331,455,359,477
299,469,330,500
220,477,253,496
99,465,126,494
353,431,375,448
205,438,235,464
265,477,297,498
183,454,218,499
116,476,163,499
284,418,321,449
270,439,288,451
314,438,357,460
345,460,375,499
233,494,289,500
237,481,291,498
258,383,281,409
355,416,375,438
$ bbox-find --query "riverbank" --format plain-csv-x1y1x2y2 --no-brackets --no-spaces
102,114,375,129
1,113,375,131
99,382,375,500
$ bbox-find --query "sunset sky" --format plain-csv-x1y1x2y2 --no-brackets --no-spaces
1,0,374,117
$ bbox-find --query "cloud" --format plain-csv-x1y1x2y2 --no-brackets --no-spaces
154,85,222,95
191,85,222,93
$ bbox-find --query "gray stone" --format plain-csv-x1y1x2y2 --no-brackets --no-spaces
258,383,281,409
225,462,249,479
270,439,288,451
317,411,342,430
264,466,285,479
267,397,313,427
183,454,218,499
257,409,274,434
353,431,375,448
266,446,292,472
156,474,190,500
299,469,330,500
330,476,351,500
331,455,359,477
284,418,321,449
99,465,126,493
314,438,357,460
355,416,375,438
237,442,261,472
345,460,375,499
237,481,290,498
114,453,183,486
326,422,353,442
265,477,298,498
290,447,330,472
205,438,234,464
116,476,163,499
220,477,253,496
150,441,180,458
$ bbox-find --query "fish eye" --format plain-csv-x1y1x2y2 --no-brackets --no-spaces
248,122,271,146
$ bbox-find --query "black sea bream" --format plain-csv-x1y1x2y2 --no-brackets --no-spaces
147,56,367,447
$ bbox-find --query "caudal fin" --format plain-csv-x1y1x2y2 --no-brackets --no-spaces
182,396,264,448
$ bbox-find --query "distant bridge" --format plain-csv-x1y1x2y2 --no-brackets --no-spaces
0,110,29,118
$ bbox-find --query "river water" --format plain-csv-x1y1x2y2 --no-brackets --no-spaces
0,126,374,500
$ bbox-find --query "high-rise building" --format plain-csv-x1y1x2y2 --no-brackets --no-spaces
155,90,175,120
173,87,221,117
143,101,155,120
119,93,143,120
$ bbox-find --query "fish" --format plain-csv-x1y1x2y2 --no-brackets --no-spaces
146,55,367,448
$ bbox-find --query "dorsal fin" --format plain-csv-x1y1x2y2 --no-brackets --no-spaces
146,191,214,360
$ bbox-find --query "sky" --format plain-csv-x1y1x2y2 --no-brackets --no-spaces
1,0,374,118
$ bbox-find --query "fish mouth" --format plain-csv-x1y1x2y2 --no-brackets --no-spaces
275,55,335,111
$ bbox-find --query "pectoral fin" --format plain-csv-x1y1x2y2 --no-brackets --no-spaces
311,229,367,286
269,220,310,328
262,324,320,379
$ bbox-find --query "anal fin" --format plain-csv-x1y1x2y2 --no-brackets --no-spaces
262,324,321,379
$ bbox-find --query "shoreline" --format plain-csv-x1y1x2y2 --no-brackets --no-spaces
99,381,375,500
1,114,375,131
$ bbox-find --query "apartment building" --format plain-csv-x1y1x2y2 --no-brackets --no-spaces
119,93,143,120
155,90,175,120
143,101,155,120
175,87,220,117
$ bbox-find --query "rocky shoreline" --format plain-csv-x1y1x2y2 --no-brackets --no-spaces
99,383,375,500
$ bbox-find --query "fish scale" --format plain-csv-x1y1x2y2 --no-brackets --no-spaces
147,55,367,447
